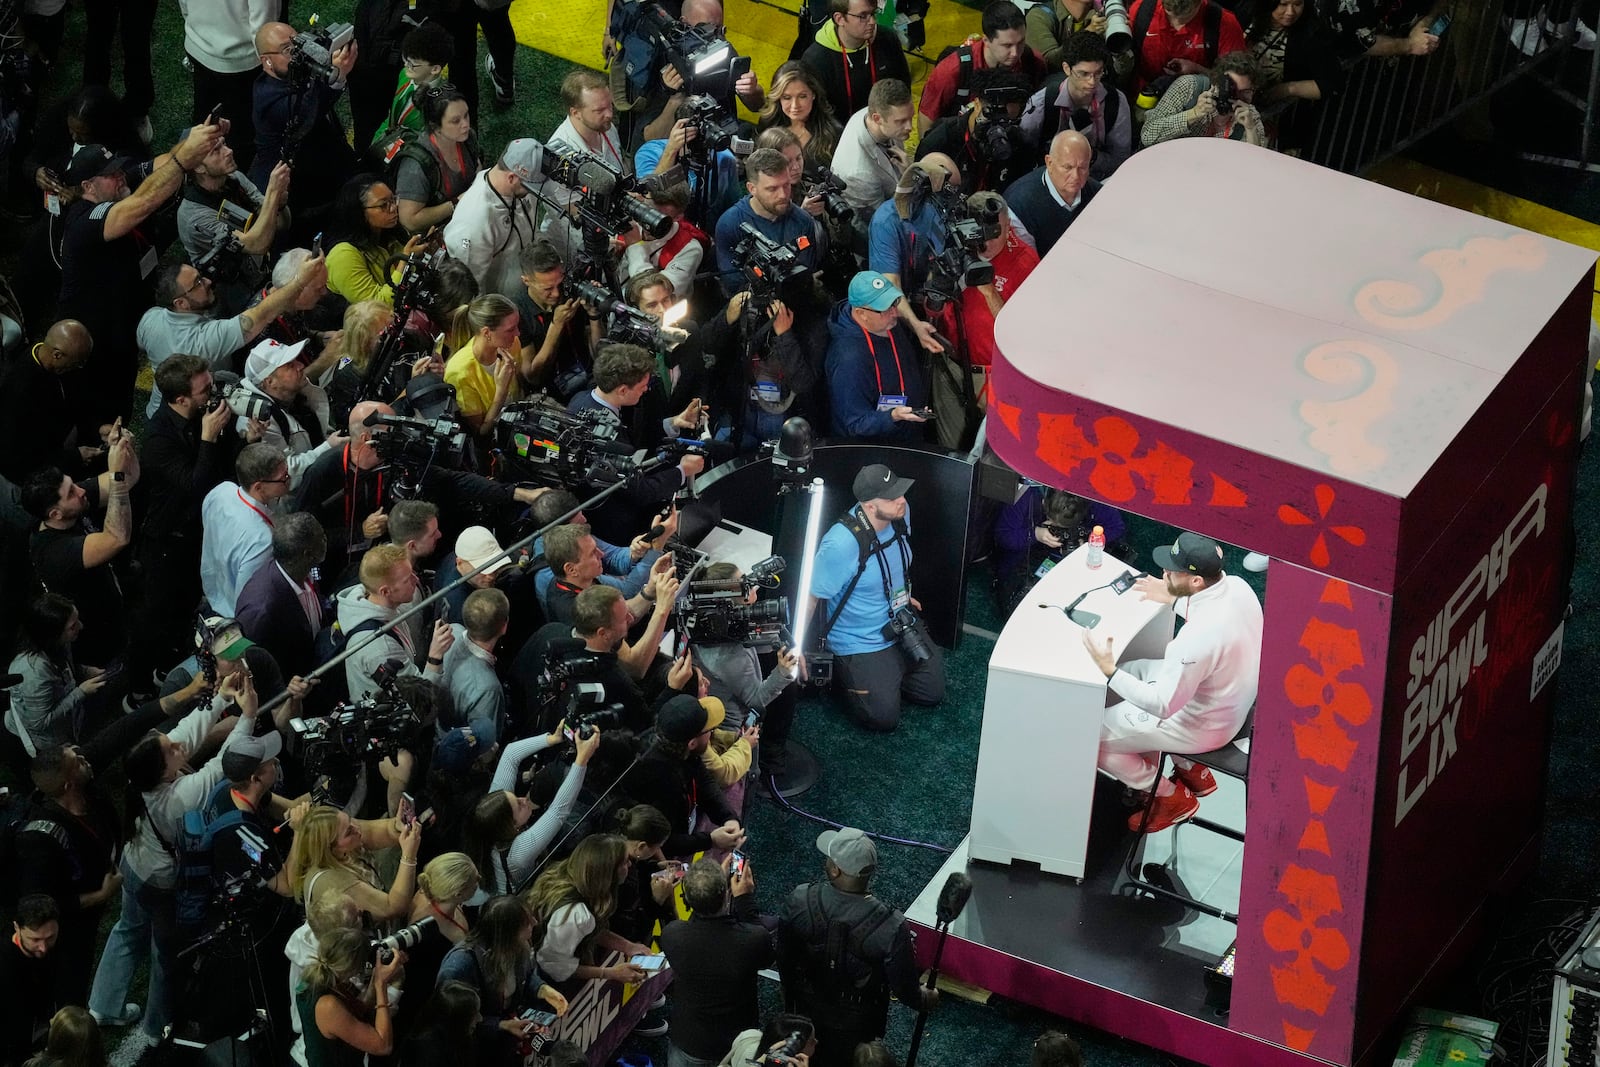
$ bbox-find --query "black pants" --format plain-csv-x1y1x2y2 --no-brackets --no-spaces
128,536,202,689
22,11,66,67
84,0,158,118
449,4,516,111
833,642,946,732
189,59,262,172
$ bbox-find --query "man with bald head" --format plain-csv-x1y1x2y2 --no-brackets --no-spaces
626,0,766,148
249,21,360,228
0,322,100,484
292,399,548,575
1003,129,1099,257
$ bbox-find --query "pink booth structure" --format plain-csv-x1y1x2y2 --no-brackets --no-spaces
915,139,1597,1066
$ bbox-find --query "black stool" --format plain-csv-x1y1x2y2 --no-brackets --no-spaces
1122,707,1254,923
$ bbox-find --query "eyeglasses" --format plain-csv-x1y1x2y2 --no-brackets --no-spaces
181,275,210,299
363,196,398,211
842,8,876,21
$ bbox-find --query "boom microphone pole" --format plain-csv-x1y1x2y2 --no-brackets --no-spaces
905,871,972,1067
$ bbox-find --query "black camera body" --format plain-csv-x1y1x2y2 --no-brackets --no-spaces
682,92,748,155
541,147,670,242
802,169,853,222
289,668,422,776
368,413,470,498
494,401,639,490
732,222,812,314
972,85,1029,163
757,1031,810,1067
567,682,624,737
568,277,690,354
287,21,354,87
921,186,1000,309
883,605,934,663
629,1,751,99
1212,73,1236,115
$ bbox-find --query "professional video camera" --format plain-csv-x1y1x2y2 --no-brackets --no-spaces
355,243,450,406
530,640,625,734
563,682,624,738
971,84,1030,164
363,410,469,499
539,146,671,244
286,18,354,88
192,201,258,284
568,277,690,353
493,401,640,489
802,169,853,223
289,664,423,775
623,0,751,99
680,555,790,648
920,185,1000,310
731,223,812,314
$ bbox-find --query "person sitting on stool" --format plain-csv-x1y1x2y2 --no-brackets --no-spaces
808,463,945,732
1080,531,1263,833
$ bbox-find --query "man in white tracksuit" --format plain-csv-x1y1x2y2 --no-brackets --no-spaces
1081,531,1264,833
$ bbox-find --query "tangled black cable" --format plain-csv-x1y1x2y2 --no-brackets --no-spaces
1474,895,1595,1067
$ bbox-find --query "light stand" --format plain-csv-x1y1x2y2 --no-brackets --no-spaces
766,418,824,796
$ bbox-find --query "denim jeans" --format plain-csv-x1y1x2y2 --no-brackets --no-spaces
668,1043,722,1067
88,857,175,1040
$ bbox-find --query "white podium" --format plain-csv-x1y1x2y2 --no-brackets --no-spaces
968,545,1174,879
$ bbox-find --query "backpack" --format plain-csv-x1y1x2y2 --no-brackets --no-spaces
814,510,911,651
1033,70,1122,154
174,778,250,929
950,41,1049,108
0,799,68,917
608,2,665,109
1131,0,1224,69
310,616,386,708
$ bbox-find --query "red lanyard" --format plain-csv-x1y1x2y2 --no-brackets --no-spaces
341,445,384,531
859,321,906,397
840,42,878,114
230,789,257,812
430,901,468,935
237,489,274,528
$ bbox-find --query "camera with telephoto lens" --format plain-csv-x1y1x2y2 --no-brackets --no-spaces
802,168,853,222
882,605,933,663
568,277,690,353
225,382,276,423
756,1031,809,1067
289,663,422,775
540,146,671,242
286,18,354,88
680,556,790,649
373,916,435,964
1100,0,1133,53
731,223,812,315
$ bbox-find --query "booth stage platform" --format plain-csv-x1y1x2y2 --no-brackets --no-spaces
905,776,1333,1067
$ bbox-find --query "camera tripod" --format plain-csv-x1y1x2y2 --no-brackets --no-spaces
164,897,283,1067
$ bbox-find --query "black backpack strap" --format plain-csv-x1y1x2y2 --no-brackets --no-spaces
954,44,975,102
1202,1,1222,66
1131,0,1157,55
813,512,885,649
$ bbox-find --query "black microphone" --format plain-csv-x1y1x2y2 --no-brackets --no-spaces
645,524,666,540
935,871,972,926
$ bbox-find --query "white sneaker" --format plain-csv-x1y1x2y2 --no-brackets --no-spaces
1243,552,1270,573
1576,18,1597,49
90,1003,142,1027
135,115,152,144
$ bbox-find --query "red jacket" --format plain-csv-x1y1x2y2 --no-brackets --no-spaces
962,231,1040,368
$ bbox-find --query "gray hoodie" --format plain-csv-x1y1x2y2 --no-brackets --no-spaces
334,585,442,699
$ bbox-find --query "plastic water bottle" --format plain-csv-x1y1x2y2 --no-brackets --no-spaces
1087,525,1105,569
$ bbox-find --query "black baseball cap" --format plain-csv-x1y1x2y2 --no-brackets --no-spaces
62,144,129,186
1152,532,1224,578
853,464,914,503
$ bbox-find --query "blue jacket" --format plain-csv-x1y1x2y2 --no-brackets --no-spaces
824,299,928,444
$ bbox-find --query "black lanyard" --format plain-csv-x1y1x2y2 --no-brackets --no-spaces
858,506,912,617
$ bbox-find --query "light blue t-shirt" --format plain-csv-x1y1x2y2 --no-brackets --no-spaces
809,506,912,656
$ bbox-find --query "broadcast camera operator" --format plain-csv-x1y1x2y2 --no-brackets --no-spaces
866,157,965,355
292,400,547,567
713,148,827,315
512,581,680,735
807,464,945,732
637,117,742,235
249,21,362,232
915,68,1034,193
568,342,707,542
138,250,330,416
619,0,766,150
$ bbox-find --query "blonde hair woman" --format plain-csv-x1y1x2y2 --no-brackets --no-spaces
443,293,522,435
524,834,649,985
289,805,422,926
297,926,405,1067
402,852,481,995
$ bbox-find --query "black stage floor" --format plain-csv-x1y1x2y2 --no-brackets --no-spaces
909,774,1246,1024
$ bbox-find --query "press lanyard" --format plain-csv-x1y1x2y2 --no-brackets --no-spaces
841,42,879,114
237,489,274,527
857,505,912,616
341,445,384,531
859,321,906,399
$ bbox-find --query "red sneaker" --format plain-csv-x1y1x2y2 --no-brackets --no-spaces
1172,763,1217,797
1129,783,1200,833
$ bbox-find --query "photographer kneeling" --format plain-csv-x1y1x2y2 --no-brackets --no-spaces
807,465,944,733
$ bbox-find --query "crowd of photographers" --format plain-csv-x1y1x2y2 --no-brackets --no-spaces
0,0,1478,1064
